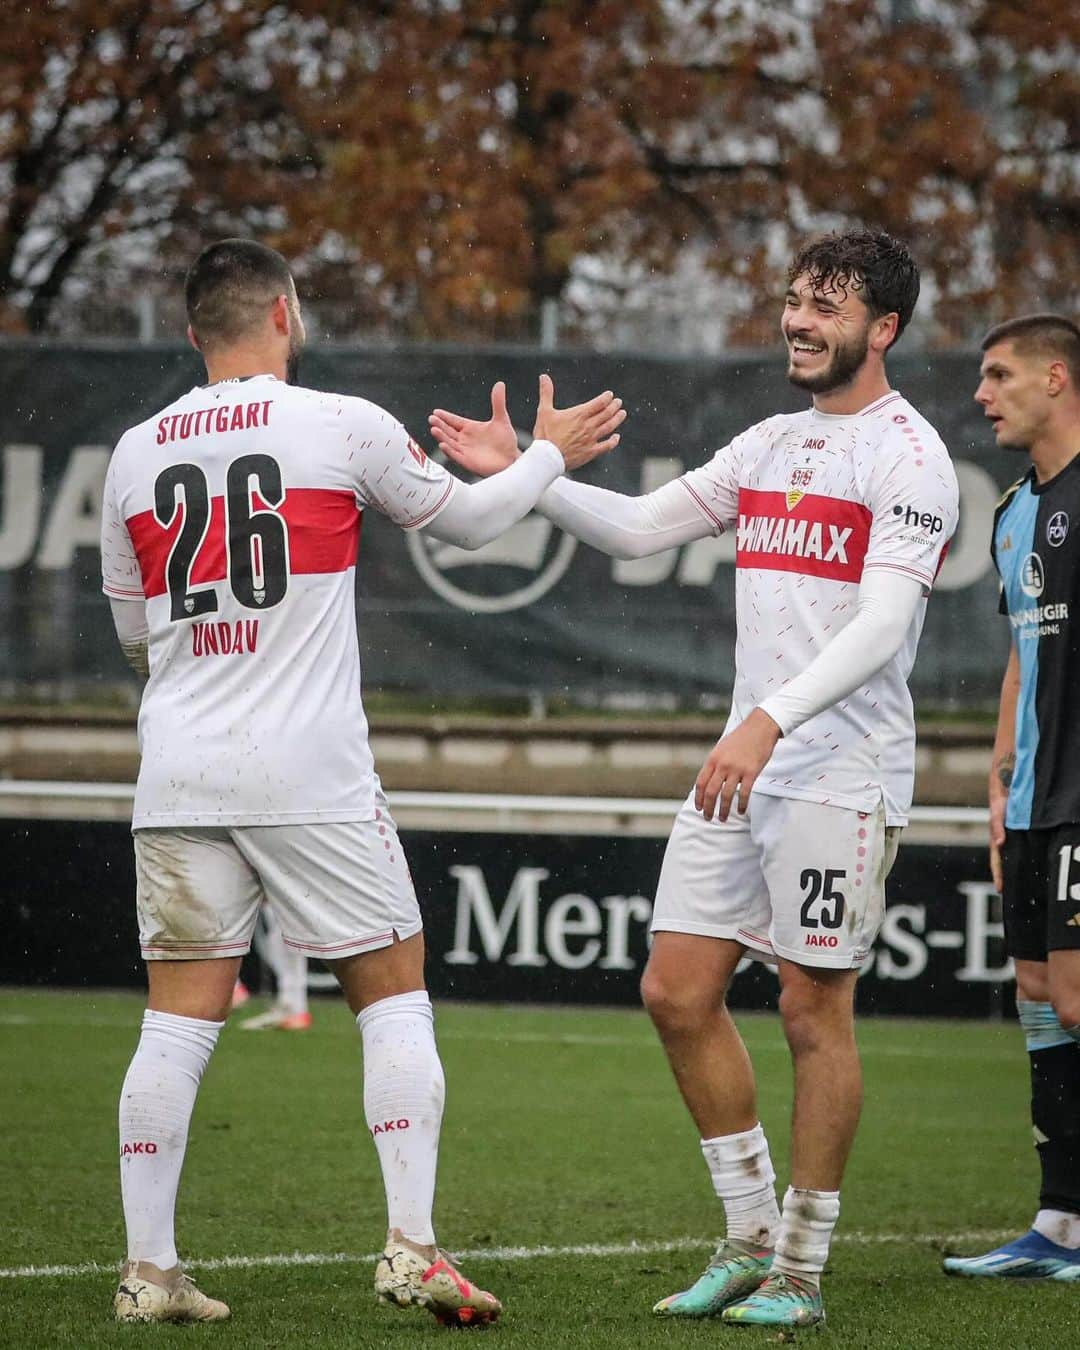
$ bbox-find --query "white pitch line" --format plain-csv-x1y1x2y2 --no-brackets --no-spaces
0,1231,1014,1281
0,1015,1016,1060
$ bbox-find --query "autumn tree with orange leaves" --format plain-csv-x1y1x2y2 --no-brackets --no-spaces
0,0,1075,344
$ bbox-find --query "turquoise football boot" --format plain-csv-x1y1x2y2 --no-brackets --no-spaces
652,1240,773,1318
721,1271,824,1327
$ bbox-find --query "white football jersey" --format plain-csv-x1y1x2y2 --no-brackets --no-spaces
679,391,958,823
101,375,455,828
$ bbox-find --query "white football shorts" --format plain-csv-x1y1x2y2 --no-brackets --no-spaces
651,791,900,969
133,795,421,961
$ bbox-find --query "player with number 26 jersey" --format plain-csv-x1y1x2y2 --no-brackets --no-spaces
101,376,453,828
102,239,626,1332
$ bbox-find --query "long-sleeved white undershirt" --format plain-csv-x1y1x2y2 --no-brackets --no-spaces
537,475,713,559
756,567,925,736
110,597,149,678
423,438,564,550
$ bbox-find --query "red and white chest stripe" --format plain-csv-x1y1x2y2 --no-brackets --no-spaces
735,488,871,583
127,488,362,599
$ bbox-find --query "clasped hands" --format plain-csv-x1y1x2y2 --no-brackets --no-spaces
429,375,623,477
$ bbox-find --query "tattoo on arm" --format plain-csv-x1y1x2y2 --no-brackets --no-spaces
120,639,149,681
997,753,1015,790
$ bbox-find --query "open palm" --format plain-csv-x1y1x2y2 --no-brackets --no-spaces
429,381,520,478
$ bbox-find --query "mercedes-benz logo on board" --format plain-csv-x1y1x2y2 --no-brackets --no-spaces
407,432,577,613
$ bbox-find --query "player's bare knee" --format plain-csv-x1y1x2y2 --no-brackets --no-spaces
640,967,715,1034
778,979,852,1057
778,989,824,1057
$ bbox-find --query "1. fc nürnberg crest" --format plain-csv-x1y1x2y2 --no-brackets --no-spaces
786,466,815,510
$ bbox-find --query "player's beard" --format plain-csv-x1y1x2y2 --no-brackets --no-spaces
286,340,303,386
787,326,871,395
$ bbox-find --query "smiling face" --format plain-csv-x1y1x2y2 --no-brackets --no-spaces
781,272,879,396
975,340,1055,454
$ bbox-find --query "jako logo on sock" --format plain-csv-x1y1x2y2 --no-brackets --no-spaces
371,1118,410,1136
120,1142,159,1156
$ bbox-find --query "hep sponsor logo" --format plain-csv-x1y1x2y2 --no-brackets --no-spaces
1047,511,1069,547
805,934,839,949
371,1118,411,1136
120,1142,159,1157
892,503,944,534
1020,552,1045,599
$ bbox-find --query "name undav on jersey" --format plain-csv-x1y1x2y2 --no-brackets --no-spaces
735,487,871,581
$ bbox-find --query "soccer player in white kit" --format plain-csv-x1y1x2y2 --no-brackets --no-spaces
430,230,959,1328
100,239,625,1326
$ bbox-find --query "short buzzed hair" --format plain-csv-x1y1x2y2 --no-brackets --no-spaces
788,230,920,348
185,239,294,348
980,314,1080,386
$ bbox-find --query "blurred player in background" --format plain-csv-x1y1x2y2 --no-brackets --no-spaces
101,238,624,1327
944,315,1080,1282
238,904,312,1031
432,230,958,1329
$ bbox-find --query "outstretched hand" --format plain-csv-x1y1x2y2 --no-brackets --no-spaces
533,373,625,471
431,375,625,477
429,381,520,479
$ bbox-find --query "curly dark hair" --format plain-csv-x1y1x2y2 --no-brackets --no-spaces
787,230,920,349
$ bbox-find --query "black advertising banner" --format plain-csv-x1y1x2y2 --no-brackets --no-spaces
1,341,1018,707
1,818,1011,1018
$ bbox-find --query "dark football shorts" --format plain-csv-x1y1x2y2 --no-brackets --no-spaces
1001,825,1080,961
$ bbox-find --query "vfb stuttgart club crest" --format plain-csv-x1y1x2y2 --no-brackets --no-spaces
408,517,576,613
786,466,815,510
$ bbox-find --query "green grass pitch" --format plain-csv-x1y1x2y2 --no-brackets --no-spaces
1,987,1075,1348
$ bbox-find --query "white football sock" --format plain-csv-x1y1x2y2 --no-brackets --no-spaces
357,991,445,1248
119,1009,221,1269
254,909,308,1014
276,945,309,1016
701,1124,781,1248
772,1186,841,1287
1034,1208,1080,1249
